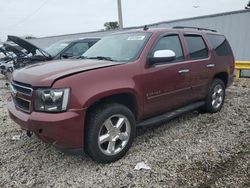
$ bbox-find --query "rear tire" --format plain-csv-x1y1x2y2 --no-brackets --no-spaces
203,79,225,113
85,103,136,163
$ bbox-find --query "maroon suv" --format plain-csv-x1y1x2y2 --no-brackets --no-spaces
7,27,235,163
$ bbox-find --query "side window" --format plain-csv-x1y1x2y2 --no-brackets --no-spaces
207,34,233,56
89,41,98,48
184,35,208,60
153,35,184,62
65,42,89,56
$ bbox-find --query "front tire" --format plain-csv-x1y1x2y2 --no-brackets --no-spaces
203,79,225,113
85,103,136,163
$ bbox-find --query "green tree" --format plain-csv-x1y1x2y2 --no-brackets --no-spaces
22,35,36,39
24,36,36,39
104,21,119,30
246,1,250,9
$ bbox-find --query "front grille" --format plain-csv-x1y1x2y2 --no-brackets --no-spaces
11,82,33,113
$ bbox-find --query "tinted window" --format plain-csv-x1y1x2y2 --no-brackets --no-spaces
207,34,233,56
184,35,208,59
153,35,184,61
65,42,89,56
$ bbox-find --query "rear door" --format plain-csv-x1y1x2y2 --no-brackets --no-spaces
143,33,192,118
206,34,235,84
183,33,213,100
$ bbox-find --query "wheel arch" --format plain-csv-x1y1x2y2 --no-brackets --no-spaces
213,72,228,87
84,89,141,122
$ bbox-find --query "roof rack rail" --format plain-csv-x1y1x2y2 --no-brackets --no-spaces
173,26,217,32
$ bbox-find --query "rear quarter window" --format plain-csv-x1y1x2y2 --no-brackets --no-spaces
207,34,233,56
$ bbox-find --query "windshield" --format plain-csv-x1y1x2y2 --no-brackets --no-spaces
82,33,150,62
45,41,71,57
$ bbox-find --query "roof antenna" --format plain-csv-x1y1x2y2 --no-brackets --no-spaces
143,25,149,31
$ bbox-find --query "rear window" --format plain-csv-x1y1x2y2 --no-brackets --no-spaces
207,34,233,56
184,35,208,60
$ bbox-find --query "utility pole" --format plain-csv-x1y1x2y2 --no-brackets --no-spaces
117,0,123,29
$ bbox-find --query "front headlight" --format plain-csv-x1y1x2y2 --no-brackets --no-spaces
35,88,70,112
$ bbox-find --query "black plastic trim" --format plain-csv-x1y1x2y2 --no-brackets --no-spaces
137,101,205,128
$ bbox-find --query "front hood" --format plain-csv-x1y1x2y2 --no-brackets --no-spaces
12,59,122,87
3,43,26,57
7,35,51,58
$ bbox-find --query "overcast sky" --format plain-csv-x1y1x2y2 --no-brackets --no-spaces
0,0,248,41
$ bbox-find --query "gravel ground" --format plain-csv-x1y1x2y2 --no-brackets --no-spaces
0,76,249,188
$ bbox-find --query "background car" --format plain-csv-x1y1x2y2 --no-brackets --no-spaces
0,36,100,76
44,38,100,59
0,43,27,75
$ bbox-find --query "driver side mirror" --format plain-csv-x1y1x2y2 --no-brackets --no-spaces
148,50,176,65
61,52,73,59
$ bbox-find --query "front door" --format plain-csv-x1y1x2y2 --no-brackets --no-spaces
143,34,192,118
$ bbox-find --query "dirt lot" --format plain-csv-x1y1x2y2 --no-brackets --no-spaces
0,75,249,188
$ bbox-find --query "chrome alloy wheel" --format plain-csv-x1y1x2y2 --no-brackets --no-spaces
98,114,131,156
212,84,224,109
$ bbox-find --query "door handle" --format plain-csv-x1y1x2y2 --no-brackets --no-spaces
206,64,215,68
178,69,190,74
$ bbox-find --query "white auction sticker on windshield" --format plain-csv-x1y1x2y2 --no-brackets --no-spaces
127,36,145,40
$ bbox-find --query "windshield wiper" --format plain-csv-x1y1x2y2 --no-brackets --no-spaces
82,56,114,61
78,56,89,59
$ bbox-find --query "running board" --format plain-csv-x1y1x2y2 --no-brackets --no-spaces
137,101,205,128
